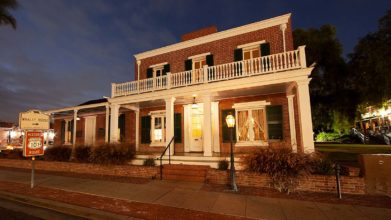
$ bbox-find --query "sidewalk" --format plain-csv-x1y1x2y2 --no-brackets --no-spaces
0,168,390,220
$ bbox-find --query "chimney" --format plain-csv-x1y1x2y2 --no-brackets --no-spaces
181,26,218,42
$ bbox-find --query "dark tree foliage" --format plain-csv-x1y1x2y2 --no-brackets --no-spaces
0,0,18,29
349,10,391,107
293,25,358,132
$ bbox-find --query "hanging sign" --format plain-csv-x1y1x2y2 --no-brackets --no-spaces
23,131,44,157
19,110,49,130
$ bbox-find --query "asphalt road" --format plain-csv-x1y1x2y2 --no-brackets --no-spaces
0,196,87,220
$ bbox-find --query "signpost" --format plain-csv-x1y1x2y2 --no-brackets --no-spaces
19,110,49,189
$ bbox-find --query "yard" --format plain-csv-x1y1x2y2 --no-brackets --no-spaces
315,143,391,166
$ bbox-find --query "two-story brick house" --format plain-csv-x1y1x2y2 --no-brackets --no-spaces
46,13,314,167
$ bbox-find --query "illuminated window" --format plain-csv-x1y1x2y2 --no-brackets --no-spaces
149,111,166,145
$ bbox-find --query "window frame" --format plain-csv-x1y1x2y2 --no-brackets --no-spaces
149,110,166,147
232,101,270,147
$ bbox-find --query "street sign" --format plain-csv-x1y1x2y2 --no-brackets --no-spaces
23,131,44,157
19,110,49,130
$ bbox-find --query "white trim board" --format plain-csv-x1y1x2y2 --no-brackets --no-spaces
134,13,290,60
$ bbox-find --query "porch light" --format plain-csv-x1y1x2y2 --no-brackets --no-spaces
226,113,235,128
191,97,199,109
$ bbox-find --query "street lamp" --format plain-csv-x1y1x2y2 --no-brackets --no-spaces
225,113,238,192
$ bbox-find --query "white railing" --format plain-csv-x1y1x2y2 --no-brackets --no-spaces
112,46,306,97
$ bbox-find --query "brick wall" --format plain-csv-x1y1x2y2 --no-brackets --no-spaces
181,26,218,41
136,19,294,80
206,169,366,195
0,159,158,179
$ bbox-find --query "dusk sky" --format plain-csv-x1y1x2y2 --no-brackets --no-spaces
1,0,390,123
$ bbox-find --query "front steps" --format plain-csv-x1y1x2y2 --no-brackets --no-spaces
130,154,244,170
161,164,209,182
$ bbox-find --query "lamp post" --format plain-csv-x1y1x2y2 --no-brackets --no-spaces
226,113,238,192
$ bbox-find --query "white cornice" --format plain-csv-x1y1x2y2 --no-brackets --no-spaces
134,13,291,60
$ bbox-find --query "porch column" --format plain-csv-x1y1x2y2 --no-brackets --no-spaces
110,104,119,143
135,109,140,151
64,119,69,144
296,80,314,153
105,105,109,143
202,94,213,157
287,95,297,153
72,110,78,146
165,97,176,155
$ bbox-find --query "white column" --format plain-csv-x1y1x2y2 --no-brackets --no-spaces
296,80,314,153
64,119,69,144
72,110,78,146
202,95,213,157
165,97,176,155
105,105,109,143
110,104,119,143
280,23,287,52
137,60,141,93
287,95,297,153
135,110,140,151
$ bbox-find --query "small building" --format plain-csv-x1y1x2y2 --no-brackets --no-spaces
44,13,315,166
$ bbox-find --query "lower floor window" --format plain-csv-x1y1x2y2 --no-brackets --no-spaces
236,109,267,142
150,111,166,145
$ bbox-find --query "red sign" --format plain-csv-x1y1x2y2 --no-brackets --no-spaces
23,131,44,157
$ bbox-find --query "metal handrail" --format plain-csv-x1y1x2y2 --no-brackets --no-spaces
158,136,175,180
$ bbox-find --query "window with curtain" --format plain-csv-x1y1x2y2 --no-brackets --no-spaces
149,111,166,145
233,101,270,146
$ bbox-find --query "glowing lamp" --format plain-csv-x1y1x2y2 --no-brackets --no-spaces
225,113,235,128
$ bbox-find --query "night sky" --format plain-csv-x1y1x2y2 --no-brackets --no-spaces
1,0,390,123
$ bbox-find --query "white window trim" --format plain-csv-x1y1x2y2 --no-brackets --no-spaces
237,40,266,49
149,62,168,68
149,110,166,147
232,101,270,147
188,52,211,60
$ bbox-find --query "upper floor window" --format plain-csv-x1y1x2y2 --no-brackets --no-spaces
185,52,214,71
146,63,170,78
234,41,270,62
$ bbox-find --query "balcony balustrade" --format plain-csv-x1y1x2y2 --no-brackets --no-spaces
112,46,306,98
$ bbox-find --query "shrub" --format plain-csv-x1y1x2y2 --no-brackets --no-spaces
44,146,72,161
74,145,91,163
0,149,24,159
143,158,156,166
244,148,312,194
316,132,341,142
310,156,335,175
89,144,135,165
218,160,229,170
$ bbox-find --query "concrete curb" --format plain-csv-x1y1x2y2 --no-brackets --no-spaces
0,190,139,220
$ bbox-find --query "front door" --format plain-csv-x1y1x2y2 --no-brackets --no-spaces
84,116,96,146
190,106,203,152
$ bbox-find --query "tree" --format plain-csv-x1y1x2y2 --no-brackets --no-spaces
293,25,358,132
349,10,391,107
0,0,18,29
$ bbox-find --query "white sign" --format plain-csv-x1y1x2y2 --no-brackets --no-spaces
19,110,50,130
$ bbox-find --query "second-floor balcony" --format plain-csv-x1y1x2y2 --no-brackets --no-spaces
112,46,307,98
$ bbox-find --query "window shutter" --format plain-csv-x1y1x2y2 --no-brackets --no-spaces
146,68,153,78
61,120,65,143
119,114,125,142
234,48,243,61
222,109,236,143
184,59,192,71
174,113,182,143
206,54,214,66
141,116,151,144
163,64,170,75
260,43,271,56
266,105,283,140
